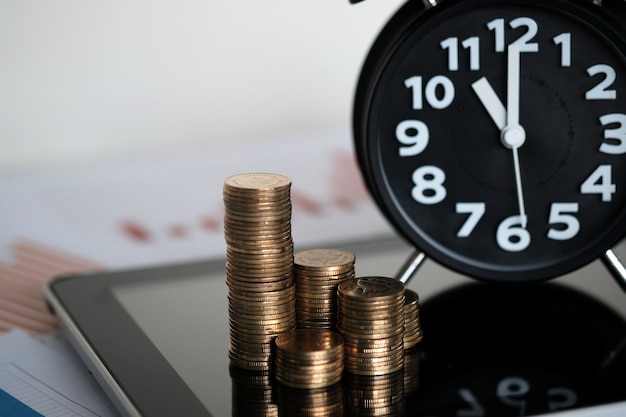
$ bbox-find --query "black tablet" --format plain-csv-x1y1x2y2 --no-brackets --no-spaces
45,236,626,417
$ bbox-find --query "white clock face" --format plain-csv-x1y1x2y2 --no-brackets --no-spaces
354,0,626,281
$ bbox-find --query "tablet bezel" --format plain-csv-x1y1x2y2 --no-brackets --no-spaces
45,260,218,417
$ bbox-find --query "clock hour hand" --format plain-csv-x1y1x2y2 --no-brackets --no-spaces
471,77,506,130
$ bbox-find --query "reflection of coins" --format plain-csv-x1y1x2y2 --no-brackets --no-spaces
294,249,355,330
225,173,296,371
276,382,344,417
404,346,421,396
275,329,344,389
229,365,278,417
337,276,406,376
344,371,406,416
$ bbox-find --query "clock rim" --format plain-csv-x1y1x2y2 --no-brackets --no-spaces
353,0,626,282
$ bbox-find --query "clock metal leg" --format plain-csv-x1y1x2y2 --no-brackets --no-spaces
395,250,427,285
601,248,626,293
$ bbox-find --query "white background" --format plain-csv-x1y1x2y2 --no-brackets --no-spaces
0,0,405,172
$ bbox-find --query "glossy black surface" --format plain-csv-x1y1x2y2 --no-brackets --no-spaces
409,282,626,416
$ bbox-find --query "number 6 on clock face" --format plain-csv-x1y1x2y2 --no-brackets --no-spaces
354,0,626,282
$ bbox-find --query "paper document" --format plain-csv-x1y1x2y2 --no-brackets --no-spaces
0,329,120,416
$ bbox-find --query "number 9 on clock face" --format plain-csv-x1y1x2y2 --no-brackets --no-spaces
353,0,626,282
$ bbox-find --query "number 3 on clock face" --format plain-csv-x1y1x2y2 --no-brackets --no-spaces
353,0,626,282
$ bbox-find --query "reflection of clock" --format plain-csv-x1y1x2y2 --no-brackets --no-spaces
353,0,626,282
407,283,626,416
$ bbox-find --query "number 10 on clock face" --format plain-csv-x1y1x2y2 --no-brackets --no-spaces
355,0,626,282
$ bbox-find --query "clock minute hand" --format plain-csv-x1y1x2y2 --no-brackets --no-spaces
501,44,528,229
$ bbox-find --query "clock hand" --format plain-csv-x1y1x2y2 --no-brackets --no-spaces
471,77,506,130
472,46,528,228
502,45,528,228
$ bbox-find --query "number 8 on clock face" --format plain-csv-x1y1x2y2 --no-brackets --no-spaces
353,0,626,282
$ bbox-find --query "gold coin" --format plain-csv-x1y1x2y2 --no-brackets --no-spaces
228,282,295,297
226,275,293,291
230,307,296,321
338,276,405,302
225,231,291,243
224,173,291,192
229,331,279,345
294,249,355,269
224,198,292,211
223,218,291,231
223,211,291,224
228,297,296,312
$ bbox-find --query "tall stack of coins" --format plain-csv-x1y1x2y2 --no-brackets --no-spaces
294,249,356,329
403,289,423,350
224,173,296,371
337,276,406,376
275,329,344,389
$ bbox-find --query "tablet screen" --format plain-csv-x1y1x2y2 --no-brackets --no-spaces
113,273,231,416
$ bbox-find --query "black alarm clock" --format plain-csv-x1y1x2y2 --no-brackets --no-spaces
352,0,626,283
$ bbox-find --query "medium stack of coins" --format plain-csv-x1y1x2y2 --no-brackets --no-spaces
224,173,296,371
275,329,344,389
337,276,406,376
403,289,422,350
294,249,356,329
344,371,406,416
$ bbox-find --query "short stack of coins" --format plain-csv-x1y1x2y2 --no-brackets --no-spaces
337,276,406,376
294,249,356,329
275,328,344,389
224,173,296,371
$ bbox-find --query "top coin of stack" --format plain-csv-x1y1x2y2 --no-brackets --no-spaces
224,173,297,371
337,276,406,376
274,328,344,389
294,249,356,329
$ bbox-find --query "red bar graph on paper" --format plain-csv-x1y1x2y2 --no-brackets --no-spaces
0,240,101,333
